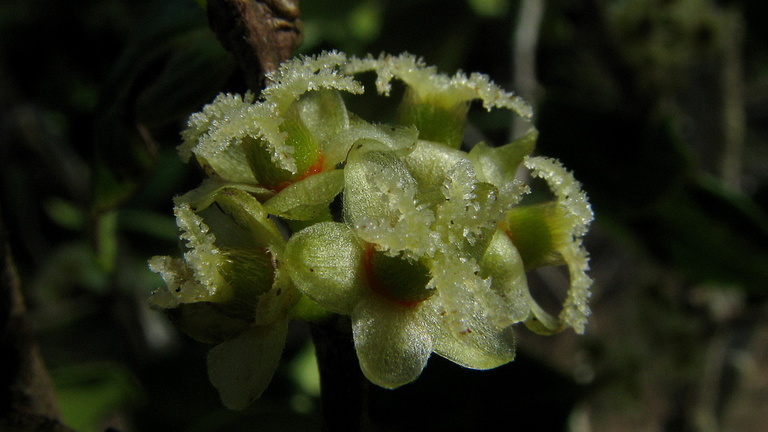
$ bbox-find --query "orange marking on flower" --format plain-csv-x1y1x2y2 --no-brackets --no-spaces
269,154,325,193
363,244,421,309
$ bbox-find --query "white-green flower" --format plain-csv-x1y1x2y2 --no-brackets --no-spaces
285,140,533,388
148,184,298,409
285,221,521,389
153,50,595,403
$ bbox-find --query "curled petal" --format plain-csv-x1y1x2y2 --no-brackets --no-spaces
524,156,594,333
180,93,261,183
344,53,533,119
524,156,594,237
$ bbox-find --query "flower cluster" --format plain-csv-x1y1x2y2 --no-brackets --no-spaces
148,52,593,409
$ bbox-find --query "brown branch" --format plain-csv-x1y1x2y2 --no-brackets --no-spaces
207,0,303,91
0,207,74,430
310,317,370,432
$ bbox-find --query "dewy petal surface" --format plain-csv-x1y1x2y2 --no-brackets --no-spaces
426,298,517,370
352,296,433,389
207,319,288,410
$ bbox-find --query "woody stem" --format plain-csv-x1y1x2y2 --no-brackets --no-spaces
310,315,369,432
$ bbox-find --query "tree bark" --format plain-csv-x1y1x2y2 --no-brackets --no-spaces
207,0,303,91
0,206,74,430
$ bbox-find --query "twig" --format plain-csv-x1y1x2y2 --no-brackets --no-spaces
207,0,303,91
310,316,370,432
511,0,545,140
0,206,74,430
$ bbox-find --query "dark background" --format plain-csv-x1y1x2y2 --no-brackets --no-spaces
2,0,768,430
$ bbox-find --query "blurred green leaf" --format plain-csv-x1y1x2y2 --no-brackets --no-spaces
53,362,142,432
94,210,118,272
45,198,86,231
117,209,179,242
633,179,768,297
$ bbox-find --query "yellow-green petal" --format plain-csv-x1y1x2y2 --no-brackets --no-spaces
284,222,366,314
351,296,432,389
262,169,345,220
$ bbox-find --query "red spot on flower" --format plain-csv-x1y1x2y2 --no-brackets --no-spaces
363,244,422,309
269,154,325,193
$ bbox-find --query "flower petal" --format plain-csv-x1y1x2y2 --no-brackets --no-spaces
284,222,366,314
207,319,288,410
352,296,432,388
427,299,516,370
343,141,435,258
180,93,261,183
478,229,533,324
262,169,345,220
344,53,533,118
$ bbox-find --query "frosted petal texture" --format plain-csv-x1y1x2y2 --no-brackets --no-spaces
150,51,594,405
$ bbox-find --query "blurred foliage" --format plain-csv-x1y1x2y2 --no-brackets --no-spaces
1,0,768,431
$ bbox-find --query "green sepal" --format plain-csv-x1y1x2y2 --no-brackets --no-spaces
210,188,286,248
523,301,563,335
175,178,273,212
218,247,275,304
294,90,350,151
504,202,570,270
262,169,345,220
289,295,334,323
159,247,275,344
207,320,289,410
397,87,470,148
477,229,563,335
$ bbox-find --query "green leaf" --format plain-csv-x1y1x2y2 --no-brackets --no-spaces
54,363,141,432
